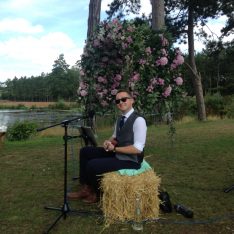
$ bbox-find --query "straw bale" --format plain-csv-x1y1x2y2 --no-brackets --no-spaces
100,169,161,225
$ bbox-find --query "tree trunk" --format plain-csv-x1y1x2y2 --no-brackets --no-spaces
87,0,102,39
151,0,165,31
187,6,206,121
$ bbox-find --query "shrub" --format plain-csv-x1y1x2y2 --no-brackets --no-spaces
6,121,38,141
225,96,234,118
205,93,226,117
48,100,70,110
173,96,197,120
78,19,185,115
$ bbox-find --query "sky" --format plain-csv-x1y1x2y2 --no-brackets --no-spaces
0,0,233,83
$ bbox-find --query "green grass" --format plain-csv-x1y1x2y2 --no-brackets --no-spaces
0,119,234,234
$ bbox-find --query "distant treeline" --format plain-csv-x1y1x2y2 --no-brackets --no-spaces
0,54,79,102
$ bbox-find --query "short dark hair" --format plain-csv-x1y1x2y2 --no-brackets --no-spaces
116,89,132,98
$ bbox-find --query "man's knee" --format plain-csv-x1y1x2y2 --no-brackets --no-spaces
80,146,94,157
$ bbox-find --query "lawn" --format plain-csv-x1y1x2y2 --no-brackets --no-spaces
0,119,233,234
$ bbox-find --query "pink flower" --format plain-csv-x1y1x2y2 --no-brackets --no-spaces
101,100,108,107
122,42,128,49
139,59,146,65
146,85,154,93
111,89,118,95
131,73,140,82
93,39,100,47
175,54,184,65
103,89,108,94
97,76,104,83
156,57,168,66
162,86,172,97
97,92,104,98
161,48,167,56
174,77,183,86
112,18,119,25
170,63,177,70
145,47,152,54
79,81,87,89
115,74,122,81
80,90,88,97
156,78,165,86
126,36,133,43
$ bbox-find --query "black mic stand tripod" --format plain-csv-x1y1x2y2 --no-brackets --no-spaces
224,184,234,193
37,117,101,234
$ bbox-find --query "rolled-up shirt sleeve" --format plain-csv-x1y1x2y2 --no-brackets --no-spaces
133,117,147,152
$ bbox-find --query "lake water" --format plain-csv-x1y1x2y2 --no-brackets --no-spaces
0,109,83,132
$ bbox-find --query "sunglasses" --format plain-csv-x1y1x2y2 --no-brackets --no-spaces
115,97,131,104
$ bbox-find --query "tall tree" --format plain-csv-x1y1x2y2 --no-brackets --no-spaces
164,0,234,120
87,0,102,38
220,0,234,37
151,0,165,31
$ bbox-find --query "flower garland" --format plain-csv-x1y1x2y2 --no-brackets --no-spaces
78,19,185,114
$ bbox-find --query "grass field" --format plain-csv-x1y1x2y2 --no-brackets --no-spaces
0,100,76,108
0,100,56,108
0,119,234,234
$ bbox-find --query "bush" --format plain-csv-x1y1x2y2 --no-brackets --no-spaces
205,93,226,117
225,96,234,118
6,121,38,141
173,96,197,120
48,100,70,110
78,19,185,114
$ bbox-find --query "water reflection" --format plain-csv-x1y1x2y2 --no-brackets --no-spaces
0,109,83,131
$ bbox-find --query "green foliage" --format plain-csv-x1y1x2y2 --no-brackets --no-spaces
48,100,69,110
78,19,185,114
205,93,226,116
225,96,234,118
0,104,28,110
6,121,38,141
172,96,197,119
1,54,80,102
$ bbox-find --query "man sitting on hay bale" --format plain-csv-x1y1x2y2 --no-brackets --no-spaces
68,89,148,203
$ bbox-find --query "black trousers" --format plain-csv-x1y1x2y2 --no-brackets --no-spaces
79,146,141,195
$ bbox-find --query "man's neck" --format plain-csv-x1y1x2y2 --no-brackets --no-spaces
122,108,134,116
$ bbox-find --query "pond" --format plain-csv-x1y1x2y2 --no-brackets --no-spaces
0,109,83,132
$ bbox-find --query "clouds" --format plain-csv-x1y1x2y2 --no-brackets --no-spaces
0,0,88,82
0,0,233,83
0,31,82,79
0,0,159,82
0,18,44,34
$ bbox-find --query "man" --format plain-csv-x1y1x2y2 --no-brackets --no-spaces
68,89,147,203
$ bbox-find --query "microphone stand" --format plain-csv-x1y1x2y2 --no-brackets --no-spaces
224,184,234,193
37,117,101,234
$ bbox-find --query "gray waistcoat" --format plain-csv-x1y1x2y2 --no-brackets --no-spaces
115,111,144,164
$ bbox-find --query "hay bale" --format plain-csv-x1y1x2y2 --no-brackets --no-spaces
100,169,161,225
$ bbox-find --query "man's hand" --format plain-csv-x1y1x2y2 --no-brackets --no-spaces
103,140,115,152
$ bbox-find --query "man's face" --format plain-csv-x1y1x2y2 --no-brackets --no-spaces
115,92,134,114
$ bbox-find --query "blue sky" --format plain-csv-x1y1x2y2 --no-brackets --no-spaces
0,0,233,82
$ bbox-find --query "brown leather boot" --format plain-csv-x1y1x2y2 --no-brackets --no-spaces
67,185,92,200
82,192,98,204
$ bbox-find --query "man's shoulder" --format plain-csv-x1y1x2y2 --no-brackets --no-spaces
132,111,145,119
